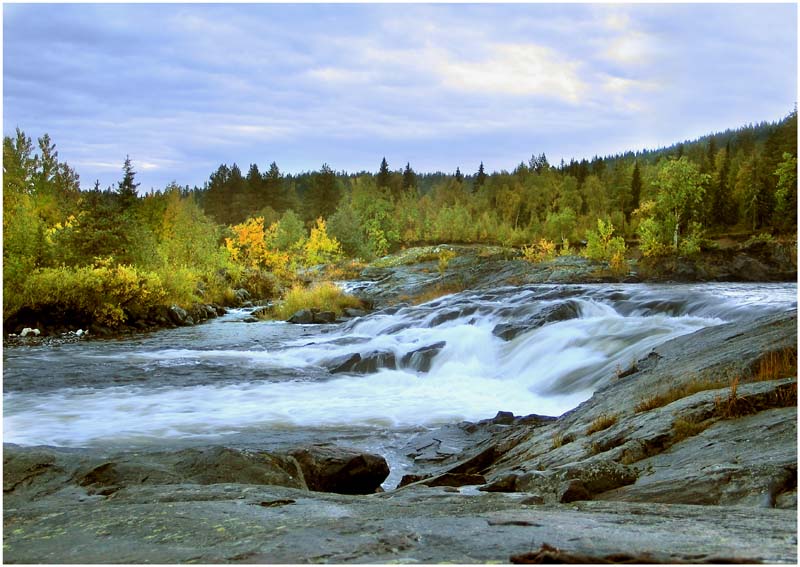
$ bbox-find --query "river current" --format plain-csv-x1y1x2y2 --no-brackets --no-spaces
3,282,796,484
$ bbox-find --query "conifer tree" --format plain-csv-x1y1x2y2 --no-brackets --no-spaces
376,157,391,188
402,162,417,191
475,162,487,190
117,155,140,209
626,161,642,223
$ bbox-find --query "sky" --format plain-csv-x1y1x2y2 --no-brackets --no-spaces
3,2,797,192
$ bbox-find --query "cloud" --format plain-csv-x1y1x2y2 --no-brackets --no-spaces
3,3,796,190
603,31,657,66
435,43,586,103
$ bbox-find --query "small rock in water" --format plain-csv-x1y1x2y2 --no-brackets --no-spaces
20,328,40,337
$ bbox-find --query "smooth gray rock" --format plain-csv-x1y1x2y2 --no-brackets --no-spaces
288,445,390,495
287,309,315,324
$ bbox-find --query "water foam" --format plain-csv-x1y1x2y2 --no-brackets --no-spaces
3,283,795,447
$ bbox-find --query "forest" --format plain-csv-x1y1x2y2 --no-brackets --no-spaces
3,110,797,329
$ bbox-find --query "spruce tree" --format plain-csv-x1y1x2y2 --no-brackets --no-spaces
454,167,464,183
627,161,642,222
117,155,140,209
402,162,417,191
475,162,487,190
376,157,390,188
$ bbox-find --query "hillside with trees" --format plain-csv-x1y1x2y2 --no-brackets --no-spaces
3,110,796,332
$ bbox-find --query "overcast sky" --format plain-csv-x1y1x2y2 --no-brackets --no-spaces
4,3,797,192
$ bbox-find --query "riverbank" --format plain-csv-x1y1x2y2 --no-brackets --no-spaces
4,237,795,343
4,300,796,562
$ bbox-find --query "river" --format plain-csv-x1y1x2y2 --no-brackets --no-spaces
3,282,796,487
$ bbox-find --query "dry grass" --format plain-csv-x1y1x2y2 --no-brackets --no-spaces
267,282,363,320
399,282,467,306
634,376,728,413
714,376,749,419
585,413,618,436
551,431,574,449
671,417,711,443
750,348,797,382
772,381,798,407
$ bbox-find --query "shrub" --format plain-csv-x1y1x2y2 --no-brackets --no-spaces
584,218,627,264
268,282,362,320
303,218,344,266
437,249,456,276
20,261,167,328
522,238,556,263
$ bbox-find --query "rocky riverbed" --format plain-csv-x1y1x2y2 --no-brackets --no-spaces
4,243,798,563
4,301,797,563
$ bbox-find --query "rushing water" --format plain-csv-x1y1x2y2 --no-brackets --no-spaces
3,282,796,484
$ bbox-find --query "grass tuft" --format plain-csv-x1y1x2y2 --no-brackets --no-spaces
671,417,711,443
585,413,618,436
751,348,797,382
551,431,574,449
634,376,728,413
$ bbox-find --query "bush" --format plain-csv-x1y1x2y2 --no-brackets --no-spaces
268,282,362,320
584,218,627,264
522,238,556,263
437,249,456,276
19,261,167,328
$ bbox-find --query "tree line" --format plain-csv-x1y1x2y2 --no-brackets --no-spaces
3,110,796,327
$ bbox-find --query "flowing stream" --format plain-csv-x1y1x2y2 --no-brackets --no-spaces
3,282,796,486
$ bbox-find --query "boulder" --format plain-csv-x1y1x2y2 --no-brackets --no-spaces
20,327,40,337
314,311,337,324
287,309,315,324
167,305,190,326
233,288,251,305
343,308,367,318
327,351,397,374
400,341,446,372
288,445,389,494
492,302,580,341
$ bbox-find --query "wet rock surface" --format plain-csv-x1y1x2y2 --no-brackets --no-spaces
3,246,797,563
3,483,795,564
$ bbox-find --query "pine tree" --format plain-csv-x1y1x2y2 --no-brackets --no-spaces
454,167,464,183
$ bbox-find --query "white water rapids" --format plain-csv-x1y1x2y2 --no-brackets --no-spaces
3,283,796,450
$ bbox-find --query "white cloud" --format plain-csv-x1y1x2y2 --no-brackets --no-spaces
603,31,657,66
435,43,586,103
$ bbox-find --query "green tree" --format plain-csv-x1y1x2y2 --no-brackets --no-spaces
627,161,642,223
402,162,417,192
305,163,341,220
651,157,709,249
773,152,797,230
474,162,487,192
117,155,140,210
376,157,391,188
